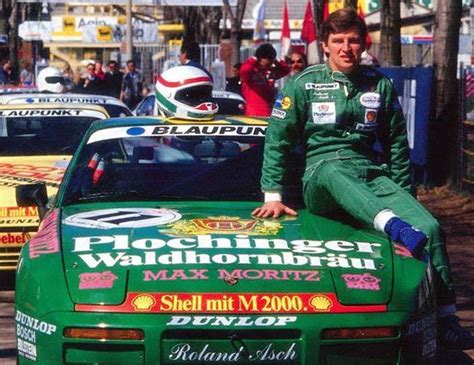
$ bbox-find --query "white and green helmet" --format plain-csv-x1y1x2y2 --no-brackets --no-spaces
155,65,218,120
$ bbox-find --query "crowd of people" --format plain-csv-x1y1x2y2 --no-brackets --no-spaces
0,58,146,110
1,40,308,114
73,59,144,109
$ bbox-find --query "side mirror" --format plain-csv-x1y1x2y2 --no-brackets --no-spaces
16,183,48,220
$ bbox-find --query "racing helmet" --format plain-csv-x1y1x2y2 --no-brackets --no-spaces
155,65,218,120
37,66,66,93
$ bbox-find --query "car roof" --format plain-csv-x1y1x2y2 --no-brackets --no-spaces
0,103,111,119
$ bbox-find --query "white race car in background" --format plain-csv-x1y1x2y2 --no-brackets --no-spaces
0,92,132,118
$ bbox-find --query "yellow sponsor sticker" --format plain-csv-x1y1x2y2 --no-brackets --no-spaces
281,97,292,110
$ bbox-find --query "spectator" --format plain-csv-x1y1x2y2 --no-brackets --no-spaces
225,63,242,95
179,40,213,79
105,60,124,99
279,51,308,90
0,60,12,85
288,51,307,76
77,62,101,94
94,61,105,81
120,60,143,109
19,62,34,87
63,63,76,92
240,43,290,117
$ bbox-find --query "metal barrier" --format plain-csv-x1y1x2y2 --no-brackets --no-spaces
460,65,474,192
134,44,222,89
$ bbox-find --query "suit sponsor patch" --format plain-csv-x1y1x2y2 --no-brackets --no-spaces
311,102,336,124
281,96,292,109
271,108,286,119
359,92,381,108
305,83,339,91
364,109,378,124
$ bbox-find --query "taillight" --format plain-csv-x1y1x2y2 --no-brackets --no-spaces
322,327,399,340
64,327,144,340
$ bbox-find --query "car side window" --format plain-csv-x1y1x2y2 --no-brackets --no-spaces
136,96,155,116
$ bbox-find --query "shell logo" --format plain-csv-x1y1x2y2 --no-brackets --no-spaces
131,294,156,311
309,295,333,312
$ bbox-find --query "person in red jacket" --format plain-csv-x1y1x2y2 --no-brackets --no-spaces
240,43,290,117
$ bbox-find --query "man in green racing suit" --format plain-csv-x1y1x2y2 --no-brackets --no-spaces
252,7,474,350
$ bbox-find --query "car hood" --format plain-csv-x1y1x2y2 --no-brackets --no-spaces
0,155,69,229
61,202,396,312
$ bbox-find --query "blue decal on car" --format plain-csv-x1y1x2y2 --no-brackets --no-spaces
126,127,145,136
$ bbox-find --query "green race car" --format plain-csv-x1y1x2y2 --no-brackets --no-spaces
15,116,436,364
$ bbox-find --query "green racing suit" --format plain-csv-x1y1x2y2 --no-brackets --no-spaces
261,63,454,304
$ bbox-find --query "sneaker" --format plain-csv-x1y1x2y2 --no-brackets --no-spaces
438,315,474,350
384,217,427,259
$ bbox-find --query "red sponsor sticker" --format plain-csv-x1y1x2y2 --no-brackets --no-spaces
76,292,386,314
29,210,60,258
0,232,31,245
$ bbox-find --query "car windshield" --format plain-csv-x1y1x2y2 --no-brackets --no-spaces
63,133,266,203
63,125,305,205
0,115,103,155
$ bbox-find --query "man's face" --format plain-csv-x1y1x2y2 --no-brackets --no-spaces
127,63,135,72
258,57,274,69
179,52,187,65
290,54,305,73
322,27,365,74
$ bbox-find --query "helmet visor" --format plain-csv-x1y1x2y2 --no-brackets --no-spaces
45,76,65,84
175,85,213,107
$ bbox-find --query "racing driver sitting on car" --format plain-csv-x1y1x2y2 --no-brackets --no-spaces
252,7,474,350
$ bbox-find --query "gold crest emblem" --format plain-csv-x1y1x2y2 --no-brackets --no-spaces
309,295,333,312
131,294,156,311
166,216,282,236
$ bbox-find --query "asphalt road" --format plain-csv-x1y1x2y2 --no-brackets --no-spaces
1,187,473,364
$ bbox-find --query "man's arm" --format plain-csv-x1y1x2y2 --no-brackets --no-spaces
271,59,291,80
253,78,302,218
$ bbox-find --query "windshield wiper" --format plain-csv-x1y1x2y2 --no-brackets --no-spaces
73,190,151,203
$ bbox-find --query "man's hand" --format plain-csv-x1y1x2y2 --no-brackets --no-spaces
252,201,298,219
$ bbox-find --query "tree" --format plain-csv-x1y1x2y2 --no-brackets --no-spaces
164,6,222,44
430,0,462,184
222,0,247,65
379,0,401,66
345,0,358,8
0,0,20,82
